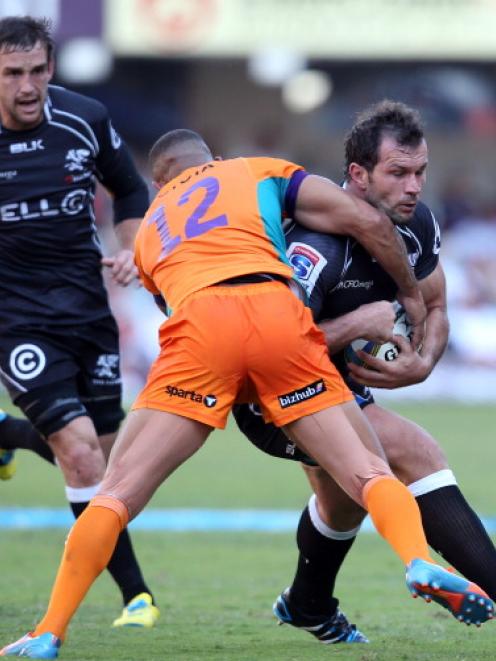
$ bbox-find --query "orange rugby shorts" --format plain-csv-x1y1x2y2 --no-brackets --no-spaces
132,281,353,427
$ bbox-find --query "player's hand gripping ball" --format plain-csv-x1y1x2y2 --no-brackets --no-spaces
345,302,412,368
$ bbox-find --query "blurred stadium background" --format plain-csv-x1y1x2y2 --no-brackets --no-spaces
1,2,495,658
1,0,493,406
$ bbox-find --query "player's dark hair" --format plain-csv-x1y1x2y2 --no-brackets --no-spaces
149,129,211,165
0,15,54,60
343,100,424,179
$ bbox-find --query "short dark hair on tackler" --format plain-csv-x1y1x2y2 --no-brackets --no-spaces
149,129,211,166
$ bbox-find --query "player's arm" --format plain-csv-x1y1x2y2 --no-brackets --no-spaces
319,301,397,354
101,217,143,286
95,113,150,286
293,174,425,346
348,263,448,388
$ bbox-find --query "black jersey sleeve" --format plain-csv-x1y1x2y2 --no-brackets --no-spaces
91,105,149,224
285,222,351,320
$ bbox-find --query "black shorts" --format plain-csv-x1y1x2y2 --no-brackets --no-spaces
0,317,124,437
233,377,374,466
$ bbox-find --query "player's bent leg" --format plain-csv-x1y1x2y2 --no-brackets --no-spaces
302,465,366,531
0,411,213,655
90,429,159,628
274,474,368,644
101,410,212,518
283,401,391,507
363,403,448,484
366,403,496,600
284,402,494,625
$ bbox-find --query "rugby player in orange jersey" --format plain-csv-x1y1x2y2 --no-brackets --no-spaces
2,130,492,658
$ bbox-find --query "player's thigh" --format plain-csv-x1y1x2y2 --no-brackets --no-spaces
303,464,366,531
285,401,393,506
232,403,316,464
364,403,448,484
101,409,212,518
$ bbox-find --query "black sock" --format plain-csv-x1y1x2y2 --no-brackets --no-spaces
417,485,496,601
0,414,55,465
290,505,356,616
70,501,154,606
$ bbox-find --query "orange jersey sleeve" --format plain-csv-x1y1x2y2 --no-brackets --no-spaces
134,157,306,313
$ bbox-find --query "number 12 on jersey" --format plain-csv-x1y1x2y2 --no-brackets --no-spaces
148,176,228,257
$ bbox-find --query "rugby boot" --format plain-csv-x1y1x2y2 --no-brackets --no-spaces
112,592,160,628
406,558,494,626
0,632,61,658
273,588,369,643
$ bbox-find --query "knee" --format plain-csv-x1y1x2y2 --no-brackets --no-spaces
316,494,366,531
304,466,367,531
49,420,105,486
382,430,448,485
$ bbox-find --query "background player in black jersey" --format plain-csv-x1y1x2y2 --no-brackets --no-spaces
233,100,496,643
0,16,159,627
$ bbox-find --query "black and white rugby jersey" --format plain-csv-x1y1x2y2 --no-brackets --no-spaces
0,85,149,328
284,200,441,373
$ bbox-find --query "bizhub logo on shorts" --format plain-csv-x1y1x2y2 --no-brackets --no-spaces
278,380,326,409
9,343,46,380
166,385,217,408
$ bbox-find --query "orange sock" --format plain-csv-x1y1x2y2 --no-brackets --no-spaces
34,496,129,640
363,475,432,566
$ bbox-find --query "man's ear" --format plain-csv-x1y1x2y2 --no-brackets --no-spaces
348,163,369,191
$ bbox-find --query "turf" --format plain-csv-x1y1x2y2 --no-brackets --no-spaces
1,400,495,659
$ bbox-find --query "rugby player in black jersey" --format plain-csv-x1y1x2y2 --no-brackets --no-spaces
0,16,159,628
233,100,496,644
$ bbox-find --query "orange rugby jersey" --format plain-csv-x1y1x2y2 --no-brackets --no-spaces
134,157,307,313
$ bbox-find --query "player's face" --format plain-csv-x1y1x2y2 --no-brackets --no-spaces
365,135,428,225
0,42,53,131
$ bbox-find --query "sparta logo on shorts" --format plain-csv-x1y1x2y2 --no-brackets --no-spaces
278,380,326,409
166,385,217,408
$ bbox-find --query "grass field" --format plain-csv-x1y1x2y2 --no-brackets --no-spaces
1,399,495,659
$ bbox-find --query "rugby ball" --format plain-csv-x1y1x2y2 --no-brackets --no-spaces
344,303,412,368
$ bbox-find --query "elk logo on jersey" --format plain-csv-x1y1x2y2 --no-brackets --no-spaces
65,149,91,172
10,139,44,154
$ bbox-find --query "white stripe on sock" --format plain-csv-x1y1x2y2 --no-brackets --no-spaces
308,493,361,540
408,469,457,498
65,483,101,503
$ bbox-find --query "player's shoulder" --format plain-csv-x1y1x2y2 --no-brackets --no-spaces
286,220,349,254
242,156,303,180
285,221,350,276
47,85,108,124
